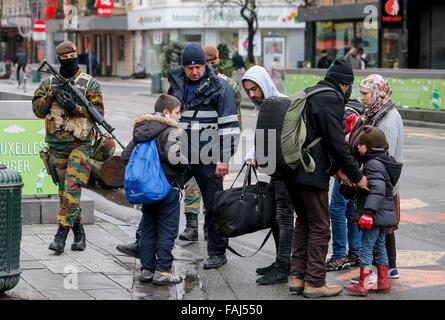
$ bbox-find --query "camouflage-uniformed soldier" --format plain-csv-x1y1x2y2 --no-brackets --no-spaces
179,45,243,242
32,41,104,254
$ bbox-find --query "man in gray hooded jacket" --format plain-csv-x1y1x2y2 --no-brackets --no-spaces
241,66,295,285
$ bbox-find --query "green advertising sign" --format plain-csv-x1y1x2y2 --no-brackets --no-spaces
285,74,445,111
0,120,58,196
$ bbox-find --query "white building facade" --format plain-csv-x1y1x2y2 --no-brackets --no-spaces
128,0,306,75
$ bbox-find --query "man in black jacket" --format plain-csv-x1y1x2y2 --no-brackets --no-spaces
286,58,368,298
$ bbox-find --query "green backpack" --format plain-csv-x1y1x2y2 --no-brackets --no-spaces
255,87,337,175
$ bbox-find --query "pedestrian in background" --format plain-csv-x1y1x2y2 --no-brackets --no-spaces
268,56,286,94
317,50,332,69
14,48,26,87
344,47,362,70
232,50,246,83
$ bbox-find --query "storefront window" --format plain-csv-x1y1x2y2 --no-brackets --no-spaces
381,29,401,68
355,22,378,68
318,0,369,5
316,21,354,62
316,21,378,68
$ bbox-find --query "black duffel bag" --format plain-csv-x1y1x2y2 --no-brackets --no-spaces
214,163,276,238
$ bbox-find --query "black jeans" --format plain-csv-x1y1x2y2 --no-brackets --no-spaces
16,64,25,83
184,164,226,256
270,177,294,272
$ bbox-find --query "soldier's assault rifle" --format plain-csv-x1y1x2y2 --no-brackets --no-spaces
37,59,125,149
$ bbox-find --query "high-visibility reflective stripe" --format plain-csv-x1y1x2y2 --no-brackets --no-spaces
218,127,241,136
218,115,239,124
181,111,219,118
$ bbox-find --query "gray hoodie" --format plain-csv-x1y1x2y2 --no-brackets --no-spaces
241,65,286,159
241,65,285,108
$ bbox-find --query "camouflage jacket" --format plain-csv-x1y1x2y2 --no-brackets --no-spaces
217,72,243,130
32,69,104,145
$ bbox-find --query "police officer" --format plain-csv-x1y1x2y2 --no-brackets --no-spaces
32,40,105,254
169,43,240,269
179,45,243,242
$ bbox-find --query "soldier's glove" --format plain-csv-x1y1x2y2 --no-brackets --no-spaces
357,212,373,231
52,88,77,114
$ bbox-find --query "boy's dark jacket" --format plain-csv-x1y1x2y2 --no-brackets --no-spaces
351,149,403,227
121,113,188,187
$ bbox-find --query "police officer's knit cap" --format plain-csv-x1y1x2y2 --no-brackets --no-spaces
358,125,389,151
56,41,78,57
325,57,354,85
182,43,206,66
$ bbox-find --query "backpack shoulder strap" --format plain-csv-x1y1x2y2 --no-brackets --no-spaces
305,86,337,98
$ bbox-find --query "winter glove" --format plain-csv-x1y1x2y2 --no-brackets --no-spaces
52,87,77,114
357,213,373,230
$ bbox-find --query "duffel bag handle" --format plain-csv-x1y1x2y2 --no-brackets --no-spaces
230,162,247,189
227,229,273,258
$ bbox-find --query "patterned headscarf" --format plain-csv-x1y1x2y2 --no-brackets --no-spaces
360,74,392,124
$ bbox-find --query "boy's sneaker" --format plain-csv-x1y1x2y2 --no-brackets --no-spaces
152,271,182,285
388,268,399,279
350,271,377,285
138,269,154,283
346,252,361,267
326,256,351,271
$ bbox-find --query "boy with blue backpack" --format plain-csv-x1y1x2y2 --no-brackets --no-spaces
121,94,187,285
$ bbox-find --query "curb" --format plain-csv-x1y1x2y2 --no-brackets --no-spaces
83,188,141,225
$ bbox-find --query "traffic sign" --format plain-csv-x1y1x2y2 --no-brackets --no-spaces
32,32,47,41
33,19,46,32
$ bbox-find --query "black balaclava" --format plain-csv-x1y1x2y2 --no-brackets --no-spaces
59,58,79,78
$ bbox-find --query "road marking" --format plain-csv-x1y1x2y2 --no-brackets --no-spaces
397,250,445,267
401,198,429,210
400,211,445,224
405,128,445,140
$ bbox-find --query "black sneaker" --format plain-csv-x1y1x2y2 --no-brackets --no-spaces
116,242,139,259
256,262,276,275
346,252,361,267
203,255,227,269
256,267,288,285
325,256,351,271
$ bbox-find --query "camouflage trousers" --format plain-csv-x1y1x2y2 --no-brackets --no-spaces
184,177,206,216
49,142,92,228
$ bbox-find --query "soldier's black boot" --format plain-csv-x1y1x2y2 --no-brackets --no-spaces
49,225,70,254
71,223,86,251
179,214,198,241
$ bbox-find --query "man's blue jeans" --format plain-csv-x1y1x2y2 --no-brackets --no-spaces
329,178,361,258
360,227,388,267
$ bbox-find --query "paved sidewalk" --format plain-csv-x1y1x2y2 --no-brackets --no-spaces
1,211,202,300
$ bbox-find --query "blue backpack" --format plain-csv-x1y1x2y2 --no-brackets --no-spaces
124,139,172,204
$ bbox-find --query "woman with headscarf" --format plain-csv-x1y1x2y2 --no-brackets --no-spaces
349,74,404,283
